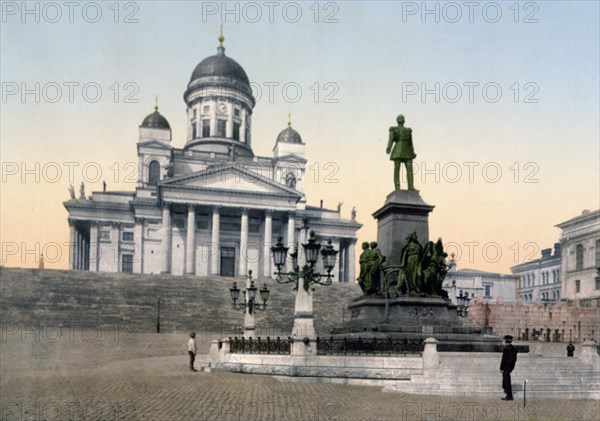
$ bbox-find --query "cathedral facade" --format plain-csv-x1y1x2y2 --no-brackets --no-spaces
64,36,360,281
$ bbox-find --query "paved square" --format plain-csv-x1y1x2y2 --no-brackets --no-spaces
1,332,597,420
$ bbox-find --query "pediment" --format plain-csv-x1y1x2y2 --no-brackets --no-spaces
160,163,301,197
137,139,171,149
275,153,307,163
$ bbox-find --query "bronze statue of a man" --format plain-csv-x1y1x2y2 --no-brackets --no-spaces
386,114,416,190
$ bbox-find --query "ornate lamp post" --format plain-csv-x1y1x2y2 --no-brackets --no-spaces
230,270,270,315
271,230,338,351
229,270,269,337
270,231,338,291
456,291,470,317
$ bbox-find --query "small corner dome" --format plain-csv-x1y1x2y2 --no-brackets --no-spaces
141,109,170,130
276,125,303,144
190,47,250,87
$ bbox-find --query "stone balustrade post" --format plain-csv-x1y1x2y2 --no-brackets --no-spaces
422,337,440,371
579,341,599,371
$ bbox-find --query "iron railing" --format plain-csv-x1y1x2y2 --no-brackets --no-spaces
228,336,292,355
316,337,423,356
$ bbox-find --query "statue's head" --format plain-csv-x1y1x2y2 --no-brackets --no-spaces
406,232,418,242
362,241,369,250
396,114,405,125
370,241,378,249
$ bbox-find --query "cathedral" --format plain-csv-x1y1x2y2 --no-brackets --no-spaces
63,33,360,281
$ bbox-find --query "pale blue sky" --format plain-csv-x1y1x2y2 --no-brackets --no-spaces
1,1,599,272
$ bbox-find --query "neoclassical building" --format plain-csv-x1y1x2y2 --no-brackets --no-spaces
557,209,600,307
443,257,518,305
64,35,361,281
511,243,562,305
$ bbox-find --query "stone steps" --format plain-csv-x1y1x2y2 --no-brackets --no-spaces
0,268,361,334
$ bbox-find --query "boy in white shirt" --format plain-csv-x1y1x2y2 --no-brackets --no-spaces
188,332,197,372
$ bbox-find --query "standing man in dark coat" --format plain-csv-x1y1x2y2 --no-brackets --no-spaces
500,335,518,400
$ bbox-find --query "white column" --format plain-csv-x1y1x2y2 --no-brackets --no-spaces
348,239,357,284
226,102,233,138
161,204,171,273
338,241,345,283
89,222,98,272
133,218,143,274
76,229,82,270
239,208,249,276
240,109,247,143
68,223,75,270
210,206,220,275
262,210,272,278
111,223,120,272
286,212,296,272
83,230,88,270
186,205,196,275
210,99,217,135
138,155,144,187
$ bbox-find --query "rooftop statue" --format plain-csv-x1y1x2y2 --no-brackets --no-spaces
386,114,416,191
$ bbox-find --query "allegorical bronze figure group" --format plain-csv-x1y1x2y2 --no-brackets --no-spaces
358,232,449,299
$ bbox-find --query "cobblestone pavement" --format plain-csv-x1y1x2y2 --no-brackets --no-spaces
1,333,598,421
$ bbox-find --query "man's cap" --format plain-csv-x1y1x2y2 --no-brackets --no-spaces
504,335,513,343
190,332,196,338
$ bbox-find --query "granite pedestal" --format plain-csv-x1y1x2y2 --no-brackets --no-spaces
331,295,506,352
372,190,434,266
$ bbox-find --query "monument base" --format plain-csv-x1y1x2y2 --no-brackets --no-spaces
331,295,516,353
372,190,434,266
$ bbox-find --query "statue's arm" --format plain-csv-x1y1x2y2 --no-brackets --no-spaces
386,128,395,154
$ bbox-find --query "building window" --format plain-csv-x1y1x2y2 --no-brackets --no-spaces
233,122,240,141
596,240,600,268
576,244,584,270
122,232,134,242
234,108,240,117
173,216,186,230
596,277,600,290
121,254,133,273
203,105,210,114
217,119,226,137
192,109,197,118
575,279,580,293
191,122,197,139
196,218,209,230
484,284,492,298
148,160,160,185
202,120,210,137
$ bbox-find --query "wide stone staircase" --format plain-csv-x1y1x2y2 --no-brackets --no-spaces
0,268,362,337
383,352,600,399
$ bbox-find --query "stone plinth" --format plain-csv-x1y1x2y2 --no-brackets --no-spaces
372,190,434,265
331,295,508,352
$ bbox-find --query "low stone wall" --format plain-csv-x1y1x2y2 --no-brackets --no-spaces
209,338,426,383
209,338,600,399
467,300,600,343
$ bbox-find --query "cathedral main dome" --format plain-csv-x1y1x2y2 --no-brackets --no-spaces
183,31,255,157
190,49,250,87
